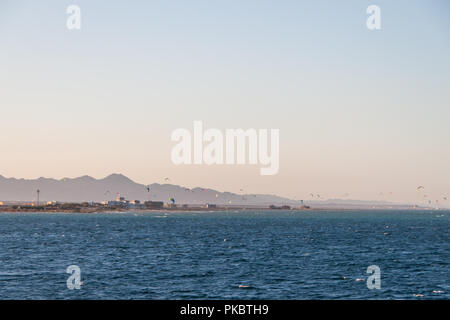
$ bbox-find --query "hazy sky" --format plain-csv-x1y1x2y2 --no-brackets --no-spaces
1,0,449,204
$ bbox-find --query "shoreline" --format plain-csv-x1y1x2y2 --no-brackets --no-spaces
0,206,442,214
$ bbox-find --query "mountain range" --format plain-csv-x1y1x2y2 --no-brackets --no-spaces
0,173,298,205
0,173,430,209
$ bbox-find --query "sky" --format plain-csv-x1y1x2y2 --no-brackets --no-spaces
1,0,449,204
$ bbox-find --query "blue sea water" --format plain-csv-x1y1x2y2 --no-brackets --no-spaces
0,210,448,300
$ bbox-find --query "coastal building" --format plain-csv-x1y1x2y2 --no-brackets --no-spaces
116,196,125,202
144,201,164,209
107,200,144,208
107,200,127,208
46,201,60,206
269,205,291,210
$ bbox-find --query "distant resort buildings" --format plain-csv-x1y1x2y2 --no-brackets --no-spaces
0,191,307,212
106,194,164,209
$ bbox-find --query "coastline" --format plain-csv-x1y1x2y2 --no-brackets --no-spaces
0,206,441,214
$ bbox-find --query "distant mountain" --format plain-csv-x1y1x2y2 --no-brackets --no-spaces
0,174,433,209
0,173,298,205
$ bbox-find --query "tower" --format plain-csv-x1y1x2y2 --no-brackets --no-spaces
37,189,40,206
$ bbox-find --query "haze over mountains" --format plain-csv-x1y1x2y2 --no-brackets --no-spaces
0,173,297,205
0,174,429,209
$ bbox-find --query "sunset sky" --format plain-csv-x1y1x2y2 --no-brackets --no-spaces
1,0,449,204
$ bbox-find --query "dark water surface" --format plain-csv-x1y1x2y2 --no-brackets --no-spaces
0,210,448,299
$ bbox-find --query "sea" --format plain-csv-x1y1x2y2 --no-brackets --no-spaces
0,210,448,299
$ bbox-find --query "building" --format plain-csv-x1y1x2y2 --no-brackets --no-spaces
46,201,60,206
269,205,291,210
144,201,164,209
107,200,127,208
